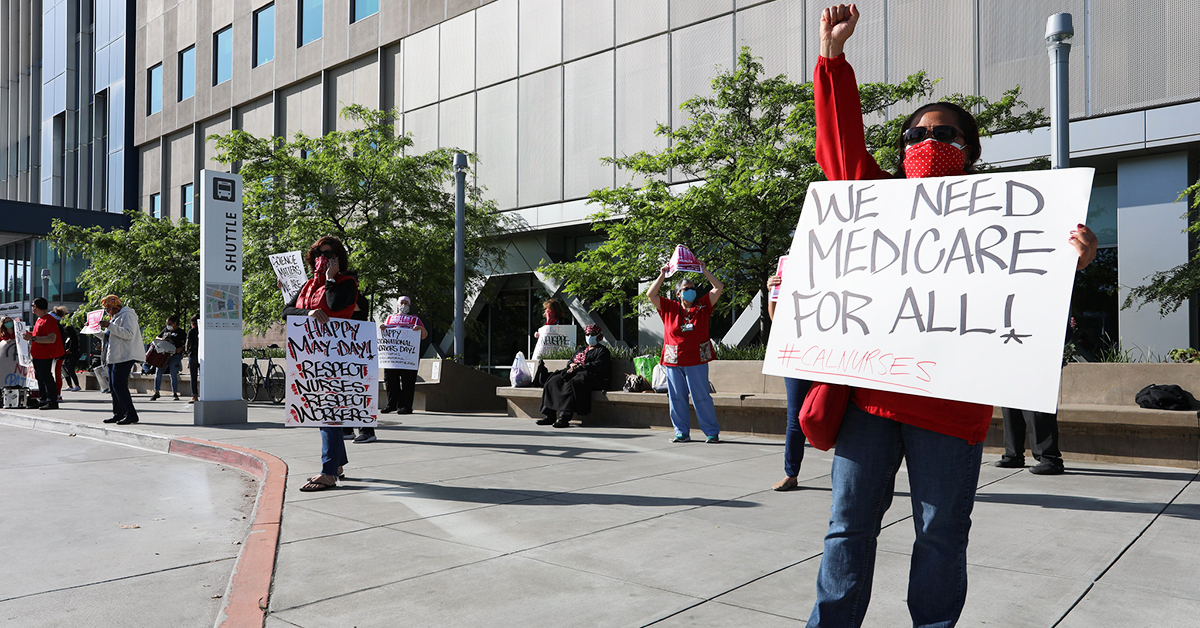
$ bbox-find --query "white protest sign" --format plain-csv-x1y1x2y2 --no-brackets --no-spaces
79,310,105,335
378,326,421,370
763,168,1094,413
0,339,31,388
12,321,32,367
532,324,577,359
284,316,379,427
269,251,307,304
770,256,789,302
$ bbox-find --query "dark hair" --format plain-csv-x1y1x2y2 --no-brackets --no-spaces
306,236,351,274
895,102,982,178
32,297,48,310
167,314,180,324
191,315,199,324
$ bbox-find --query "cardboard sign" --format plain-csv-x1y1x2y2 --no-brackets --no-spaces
269,251,307,304
80,310,105,335
284,316,379,427
532,324,577,359
378,326,421,370
770,256,789,302
667,245,702,277
763,169,1094,413
12,321,32,367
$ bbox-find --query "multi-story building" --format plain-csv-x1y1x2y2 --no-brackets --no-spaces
4,0,1198,369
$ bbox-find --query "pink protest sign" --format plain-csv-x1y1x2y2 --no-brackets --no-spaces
80,310,105,335
385,314,420,328
770,256,789,302
667,245,702,277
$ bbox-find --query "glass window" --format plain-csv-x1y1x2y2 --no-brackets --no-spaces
181,183,195,222
213,26,232,85
300,0,323,46
178,46,195,100
352,0,378,22
147,63,162,114
149,193,162,218
254,4,275,67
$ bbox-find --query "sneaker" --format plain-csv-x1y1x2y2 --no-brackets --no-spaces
1029,460,1065,475
553,419,571,428
173,394,180,401
103,416,122,423
994,457,1025,469
380,406,397,414
342,428,356,440
396,408,413,415
705,435,720,444
535,417,556,426
116,417,139,425
149,392,160,401
669,434,691,443
353,431,377,444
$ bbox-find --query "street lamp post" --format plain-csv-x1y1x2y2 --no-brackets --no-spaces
453,153,467,361
40,268,50,301
1046,13,1073,170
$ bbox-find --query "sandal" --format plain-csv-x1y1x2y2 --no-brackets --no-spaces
299,474,337,492
772,476,799,492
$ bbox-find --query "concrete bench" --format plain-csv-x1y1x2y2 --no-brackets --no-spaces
497,359,791,435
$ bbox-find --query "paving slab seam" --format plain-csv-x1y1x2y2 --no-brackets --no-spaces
1050,470,1200,628
0,411,288,628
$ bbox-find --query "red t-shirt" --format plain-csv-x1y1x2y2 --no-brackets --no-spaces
814,53,992,444
658,294,715,367
31,316,65,360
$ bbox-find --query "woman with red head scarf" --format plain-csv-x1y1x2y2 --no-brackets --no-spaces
536,324,612,428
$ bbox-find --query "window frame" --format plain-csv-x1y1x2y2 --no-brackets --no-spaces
213,25,233,85
299,0,323,46
253,3,275,68
351,0,379,23
178,46,195,101
149,192,162,219
147,63,163,115
181,183,195,222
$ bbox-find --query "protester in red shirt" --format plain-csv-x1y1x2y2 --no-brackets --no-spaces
805,6,1098,627
24,297,65,410
646,257,725,443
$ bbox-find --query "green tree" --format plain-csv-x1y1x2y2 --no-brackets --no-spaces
539,48,1047,341
48,211,200,340
210,105,511,336
1123,178,1200,316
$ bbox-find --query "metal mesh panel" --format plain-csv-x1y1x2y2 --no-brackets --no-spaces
404,103,439,156
518,66,564,206
440,12,476,100
1091,0,1200,115
887,0,975,102
477,0,518,88
804,0,887,85
616,0,668,45
979,0,1085,120
519,0,563,75
403,27,439,111
671,15,734,130
477,79,518,209
439,93,476,153
736,0,807,83
671,0,733,29
564,51,615,199
615,34,669,186
563,0,614,61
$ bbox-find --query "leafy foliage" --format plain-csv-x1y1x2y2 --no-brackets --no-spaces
48,211,200,341
539,48,1046,341
210,105,512,335
1123,178,1200,316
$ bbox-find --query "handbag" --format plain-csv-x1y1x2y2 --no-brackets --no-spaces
651,364,668,393
145,344,170,369
798,382,851,451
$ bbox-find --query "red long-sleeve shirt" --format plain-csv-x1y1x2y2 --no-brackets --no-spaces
814,53,992,444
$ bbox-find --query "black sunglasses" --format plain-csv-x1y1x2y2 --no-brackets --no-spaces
319,250,337,258
903,125,962,146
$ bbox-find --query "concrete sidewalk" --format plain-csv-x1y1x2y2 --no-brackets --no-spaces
3,390,1199,627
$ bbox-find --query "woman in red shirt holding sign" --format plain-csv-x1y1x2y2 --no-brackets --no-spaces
807,6,1097,627
282,236,360,492
647,258,724,443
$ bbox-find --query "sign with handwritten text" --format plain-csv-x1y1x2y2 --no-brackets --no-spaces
763,169,1094,413
378,326,421,370
79,309,105,335
269,251,307,304
284,316,378,427
532,324,577,360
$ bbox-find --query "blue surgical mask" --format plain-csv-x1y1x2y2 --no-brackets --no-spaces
586,335,599,346
680,289,697,303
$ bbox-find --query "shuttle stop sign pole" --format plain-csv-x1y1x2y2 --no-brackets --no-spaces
194,170,248,425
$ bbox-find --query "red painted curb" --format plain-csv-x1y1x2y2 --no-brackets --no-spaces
169,437,288,628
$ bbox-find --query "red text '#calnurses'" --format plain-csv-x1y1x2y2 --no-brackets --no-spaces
776,343,936,393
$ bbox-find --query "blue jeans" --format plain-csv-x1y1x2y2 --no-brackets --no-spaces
665,363,719,438
108,361,139,422
320,427,349,477
154,353,183,394
784,377,813,477
808,403,983,628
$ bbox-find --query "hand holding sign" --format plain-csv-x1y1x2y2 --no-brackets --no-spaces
80,310,105,335
269,251,307,304
284,316,379,427
667,245,703,277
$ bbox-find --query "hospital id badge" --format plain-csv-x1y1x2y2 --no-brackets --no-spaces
680,322,694,333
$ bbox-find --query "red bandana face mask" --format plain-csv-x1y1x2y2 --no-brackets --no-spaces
903,139,966,179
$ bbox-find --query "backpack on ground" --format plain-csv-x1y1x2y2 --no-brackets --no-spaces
1134,384,1192,411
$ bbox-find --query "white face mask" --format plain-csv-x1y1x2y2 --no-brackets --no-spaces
398,304,411,315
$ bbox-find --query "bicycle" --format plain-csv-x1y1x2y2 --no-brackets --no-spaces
242,344,286,404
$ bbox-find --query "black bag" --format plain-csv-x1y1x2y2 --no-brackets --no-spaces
1134,384,1192,410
